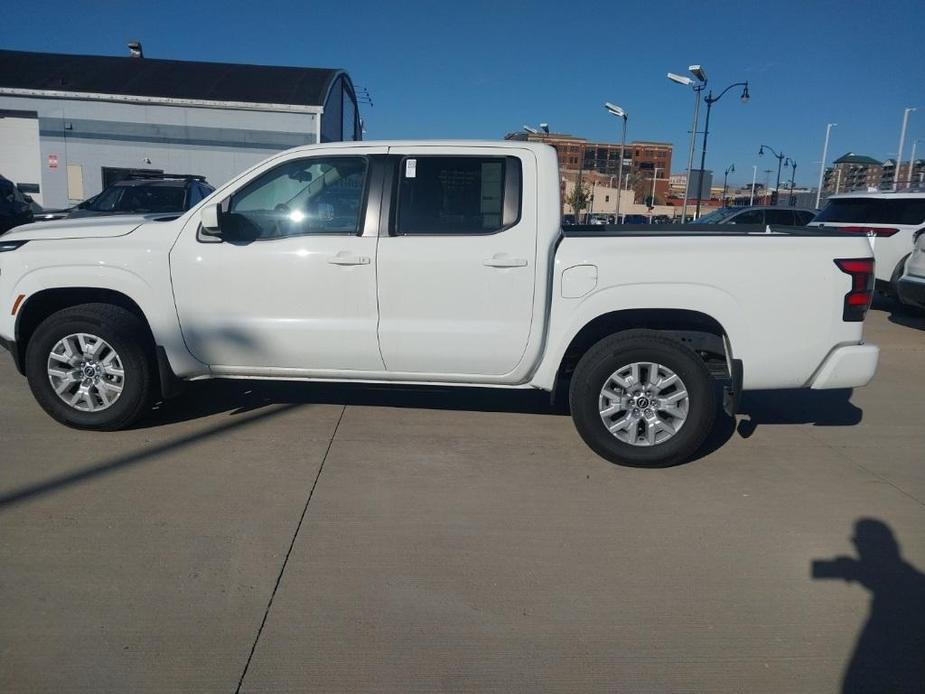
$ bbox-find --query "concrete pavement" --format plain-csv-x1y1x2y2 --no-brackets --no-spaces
1,301,923,692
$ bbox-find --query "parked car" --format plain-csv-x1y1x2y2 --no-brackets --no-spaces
695,205,818,226
810,191,925,303
621,214,650,224
63,173,214,219
0,175,34,233
896,227,925,310
0,141,879,467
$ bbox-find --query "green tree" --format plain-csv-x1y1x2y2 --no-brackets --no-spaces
566,181,591,220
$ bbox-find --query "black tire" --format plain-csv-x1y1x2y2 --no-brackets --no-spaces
24,303,155,430
569,330,716,467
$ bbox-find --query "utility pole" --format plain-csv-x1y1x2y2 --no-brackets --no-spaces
750,165,757,205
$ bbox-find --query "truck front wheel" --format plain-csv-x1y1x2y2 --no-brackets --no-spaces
25,303,156,430
569,330,716,467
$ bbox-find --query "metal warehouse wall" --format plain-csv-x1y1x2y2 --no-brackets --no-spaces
0,95,319,208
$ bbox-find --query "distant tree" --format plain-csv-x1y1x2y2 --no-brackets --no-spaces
566,181,591,220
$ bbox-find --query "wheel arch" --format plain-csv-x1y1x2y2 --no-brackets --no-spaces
543,308,734,394
14,288,156,374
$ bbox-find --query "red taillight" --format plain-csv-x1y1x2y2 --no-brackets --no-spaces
837,226,899,238
834,258,875,321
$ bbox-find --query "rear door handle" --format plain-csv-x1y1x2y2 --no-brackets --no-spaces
328,253,371,266
483,255,528,268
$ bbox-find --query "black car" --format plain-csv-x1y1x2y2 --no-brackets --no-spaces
65,173,214,218
0,175,34,233
694,205,818,226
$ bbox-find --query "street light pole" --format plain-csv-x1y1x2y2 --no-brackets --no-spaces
650,166,662,220
667,70,706,222
785,158,797,206
694,80,749,219
908,139,919,187
816,123,837,208
750,165,757,205
722,163,735,207
605,102,629,223
759,145,786,206
894,107,916,191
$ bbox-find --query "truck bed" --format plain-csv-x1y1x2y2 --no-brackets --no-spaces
563,223,854,237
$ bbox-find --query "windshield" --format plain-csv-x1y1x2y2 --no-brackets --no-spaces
86,184,186,213
814,197,925,225
695,207,741,224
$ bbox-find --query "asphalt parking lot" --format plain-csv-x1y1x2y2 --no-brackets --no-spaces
1,300,923,693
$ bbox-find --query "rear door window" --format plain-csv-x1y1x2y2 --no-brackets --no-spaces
395,156,521,235
815,198,925,225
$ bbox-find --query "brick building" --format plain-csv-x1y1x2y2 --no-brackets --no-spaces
504,131,673,204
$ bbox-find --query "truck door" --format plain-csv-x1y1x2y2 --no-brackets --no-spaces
170,149,387,372
375,148,537,377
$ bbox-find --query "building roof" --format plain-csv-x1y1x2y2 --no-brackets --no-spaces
833,152,883,166
0,49,344,108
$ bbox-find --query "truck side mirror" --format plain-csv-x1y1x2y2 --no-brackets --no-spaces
200,203,221,235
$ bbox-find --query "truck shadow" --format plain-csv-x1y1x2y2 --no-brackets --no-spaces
870,294,925,331
735,388,862,438
138,381,863,462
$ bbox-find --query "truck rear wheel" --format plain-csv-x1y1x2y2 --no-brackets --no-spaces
25,303,155,430
569,330,716,467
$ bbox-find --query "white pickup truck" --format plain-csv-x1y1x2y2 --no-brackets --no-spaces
0,141,880,466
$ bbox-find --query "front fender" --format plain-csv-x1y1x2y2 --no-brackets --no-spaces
10,264,205,377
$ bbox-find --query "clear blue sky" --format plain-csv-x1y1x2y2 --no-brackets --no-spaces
2,0,923,186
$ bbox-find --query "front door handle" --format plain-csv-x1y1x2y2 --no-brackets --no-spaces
328,252,371,266
483,255,528,268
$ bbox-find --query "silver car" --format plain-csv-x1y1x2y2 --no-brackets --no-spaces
896,227,925,309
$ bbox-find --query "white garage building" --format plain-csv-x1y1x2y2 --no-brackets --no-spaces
0,48,362,208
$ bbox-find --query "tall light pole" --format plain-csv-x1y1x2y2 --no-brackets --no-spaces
649,166,662,220
750,165,757,205
722,163,735,207
668,68,706,222
605,102,628,222
908,139,920,187
759,145,785,206
784,158,797,206
695,78,750,218
894,107,916,191
816,122,837,208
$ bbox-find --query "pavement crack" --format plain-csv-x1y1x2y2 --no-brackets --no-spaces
234,405,347,693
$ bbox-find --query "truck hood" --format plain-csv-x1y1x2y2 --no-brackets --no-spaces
0,214,154,242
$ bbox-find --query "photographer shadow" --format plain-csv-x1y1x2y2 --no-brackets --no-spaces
812,519,925,693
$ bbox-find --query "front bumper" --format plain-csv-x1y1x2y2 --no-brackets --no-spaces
897,274,925,309
809,344,879,390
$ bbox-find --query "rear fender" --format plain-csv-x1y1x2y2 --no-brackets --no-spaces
531,283,746,390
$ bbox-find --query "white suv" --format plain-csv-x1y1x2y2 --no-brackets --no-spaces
811,191,925,305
